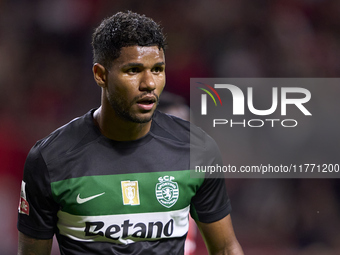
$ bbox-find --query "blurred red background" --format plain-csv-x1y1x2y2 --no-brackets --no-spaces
2,0,340,254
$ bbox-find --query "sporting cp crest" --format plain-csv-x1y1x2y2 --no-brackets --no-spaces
155,176,179,208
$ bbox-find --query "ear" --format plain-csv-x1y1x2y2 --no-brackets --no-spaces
93,63,107,88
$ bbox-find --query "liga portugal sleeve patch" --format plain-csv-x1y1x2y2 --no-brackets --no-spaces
18,180,29,215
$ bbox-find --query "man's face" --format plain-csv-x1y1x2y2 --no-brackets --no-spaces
105,45,165,123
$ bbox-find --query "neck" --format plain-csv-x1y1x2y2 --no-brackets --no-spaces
93,106,152,141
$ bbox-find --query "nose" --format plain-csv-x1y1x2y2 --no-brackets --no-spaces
139,70,156,91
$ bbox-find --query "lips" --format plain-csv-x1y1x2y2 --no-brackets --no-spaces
136,96,157,111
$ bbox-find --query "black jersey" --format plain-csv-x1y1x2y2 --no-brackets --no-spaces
17,109,231,255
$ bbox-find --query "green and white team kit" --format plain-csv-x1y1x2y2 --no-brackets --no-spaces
18,110,231,255
54,171,202,243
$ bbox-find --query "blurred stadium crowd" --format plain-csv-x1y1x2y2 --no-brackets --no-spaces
1,0,340,254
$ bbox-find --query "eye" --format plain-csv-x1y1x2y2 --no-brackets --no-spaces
152,66,164,73
127,67,140,74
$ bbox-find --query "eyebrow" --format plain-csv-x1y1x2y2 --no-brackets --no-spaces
122,62,165,68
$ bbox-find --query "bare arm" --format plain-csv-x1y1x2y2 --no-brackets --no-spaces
18,232,53,255
196,215,244,255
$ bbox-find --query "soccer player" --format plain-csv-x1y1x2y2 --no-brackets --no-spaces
17,11,243,255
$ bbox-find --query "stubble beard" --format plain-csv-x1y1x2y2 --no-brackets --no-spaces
107,90,158,124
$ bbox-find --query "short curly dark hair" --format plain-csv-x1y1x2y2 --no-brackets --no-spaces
91,11,167,69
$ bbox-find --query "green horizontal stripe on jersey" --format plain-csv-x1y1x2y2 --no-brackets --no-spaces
51,170,204,216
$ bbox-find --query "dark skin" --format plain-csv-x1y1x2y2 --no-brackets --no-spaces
196,215,244,255
18,233,52,255
18,46,244,255
93,46,166,141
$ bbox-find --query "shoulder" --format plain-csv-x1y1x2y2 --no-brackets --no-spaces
152,110,220,157
29,110,98,164
151,110,190,142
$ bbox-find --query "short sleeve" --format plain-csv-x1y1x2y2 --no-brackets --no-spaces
17,144,59,239
189,127,232,223
190,178,231,223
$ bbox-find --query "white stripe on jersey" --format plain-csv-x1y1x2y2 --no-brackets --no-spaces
57,205,190,244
